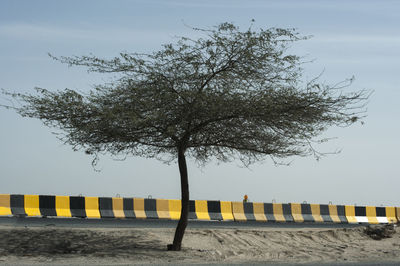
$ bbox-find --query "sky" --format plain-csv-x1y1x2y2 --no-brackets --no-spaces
0,0,399,206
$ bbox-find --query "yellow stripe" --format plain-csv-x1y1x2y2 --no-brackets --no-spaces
195,200,210,220
168,199,181,220
310,204,323,222
396,207,400,222
156,199,170,219
328,205,341,223
253,202,267,222
134,198,146,218
85,197,100,218
345,205,357,223
220,201,234,220
112,198,125,218
291,203,304,222
386,207,397,223
232,202,246,221
24,195,41,216
272,203,286,222
0,194,11,216
365,206,379,224
55,196,71,217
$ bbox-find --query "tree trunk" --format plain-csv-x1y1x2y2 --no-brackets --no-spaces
167,147,189,251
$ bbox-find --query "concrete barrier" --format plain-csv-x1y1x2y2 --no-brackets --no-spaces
55,196,71,217
232,202,294,222
10,194,25,216
232,202,254,221
0,194,11,216
112,197,125,218
290,203,348,223
189,200,233,221
325,204,347,223
272,203,293,222
345,205,398,224
0,194,397,224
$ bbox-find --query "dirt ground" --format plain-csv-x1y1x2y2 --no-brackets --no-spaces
0,224,399,265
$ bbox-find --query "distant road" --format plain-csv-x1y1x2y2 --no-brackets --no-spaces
0,216,364,229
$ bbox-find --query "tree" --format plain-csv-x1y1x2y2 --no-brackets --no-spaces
3,23,369,251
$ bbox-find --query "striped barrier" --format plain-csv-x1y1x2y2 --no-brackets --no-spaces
290,203,348,223
189,200,234,221
0,194,234,221
0,194,398,224
231,202,293,222
345,205,397,224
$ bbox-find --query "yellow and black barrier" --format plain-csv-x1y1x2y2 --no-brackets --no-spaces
0,194,398,224
0,194,234,221
344,205,397,224
231,202,293,222
290,203,348,223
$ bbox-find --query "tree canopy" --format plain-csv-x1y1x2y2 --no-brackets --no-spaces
8,23,367,165
3,22,369,250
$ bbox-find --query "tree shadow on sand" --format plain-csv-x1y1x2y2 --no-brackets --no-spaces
0,228,168,257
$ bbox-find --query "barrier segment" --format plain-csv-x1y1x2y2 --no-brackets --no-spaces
168,199,181,220
290,203,304,222
133,198,146,218
231,202,245,221
365,206,379,224
326,205,348,223
319,204,333,223
253,203,267,222
220,201,234,221
122,198,135,218
55,196,71,217
99,197,114,218
85,197,101,218
310,204,324,222
345,205,357,223
112,197,125,218
0,194,11,216
385,207,397,223
10,195,25,216
156,199,170,219
70,196,86,218
195,200,210,220
25,195,40,217
39,195,57,217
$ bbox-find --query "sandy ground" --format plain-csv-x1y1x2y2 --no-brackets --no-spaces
0,224,399,265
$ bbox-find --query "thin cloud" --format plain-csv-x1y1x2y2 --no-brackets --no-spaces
0,23,181,44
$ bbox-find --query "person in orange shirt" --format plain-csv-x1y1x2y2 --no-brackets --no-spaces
243,194,248,203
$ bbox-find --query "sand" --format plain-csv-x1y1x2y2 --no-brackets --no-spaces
0,224,399,265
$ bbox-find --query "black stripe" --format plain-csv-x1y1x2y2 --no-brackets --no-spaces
123,198,135,218
376,207,386,217
39,195,57,217
263,203,275,221
188,200,197,219
301,204,314,222
337,205,347,223
207,201,223,220
69,196,86,218
144,199,158,219
319,205,333,222
282,204,293,222
99,197,114,218
243,202,255,221
10,194,25,216
355,206,366,216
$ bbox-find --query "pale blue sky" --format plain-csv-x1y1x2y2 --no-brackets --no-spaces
1,0,399,206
